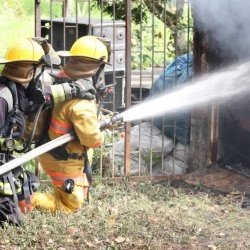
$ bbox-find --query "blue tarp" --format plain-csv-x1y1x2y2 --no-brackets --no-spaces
150,54,193,144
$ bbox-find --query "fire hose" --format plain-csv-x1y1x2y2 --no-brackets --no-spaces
0,113,123,176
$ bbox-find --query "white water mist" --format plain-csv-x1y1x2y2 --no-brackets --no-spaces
121,62,250,122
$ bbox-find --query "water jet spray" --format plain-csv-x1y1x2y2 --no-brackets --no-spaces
120,62,250,122
1,61,250,176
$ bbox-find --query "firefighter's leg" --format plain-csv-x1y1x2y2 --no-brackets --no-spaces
40,152,90,203
30,184,85,213
28,153,89,213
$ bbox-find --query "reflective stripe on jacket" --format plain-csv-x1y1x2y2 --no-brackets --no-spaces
0,180,22,195
49,117,73,135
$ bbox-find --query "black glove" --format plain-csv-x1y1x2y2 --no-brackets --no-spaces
96,82,107,98
69,79,96,100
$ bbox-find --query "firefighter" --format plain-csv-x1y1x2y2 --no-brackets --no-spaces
0,37,99,140
0,37,101,220
0,38,46,225
30,35,110,213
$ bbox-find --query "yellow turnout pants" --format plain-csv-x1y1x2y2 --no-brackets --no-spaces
30,152,89,213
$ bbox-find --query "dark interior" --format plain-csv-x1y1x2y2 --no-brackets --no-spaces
198,31,250,177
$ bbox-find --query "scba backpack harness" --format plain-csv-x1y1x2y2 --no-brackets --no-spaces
0,77,40,226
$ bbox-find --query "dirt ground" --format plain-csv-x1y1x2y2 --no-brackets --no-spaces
183,165,250,196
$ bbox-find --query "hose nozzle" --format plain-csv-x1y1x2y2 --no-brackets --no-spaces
111,113,123,124
99,113,124,131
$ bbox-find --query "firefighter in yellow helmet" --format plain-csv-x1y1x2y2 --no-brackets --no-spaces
29,35,110,213
0,37,106,222
0,37,100,137
0,38,45,225
0,38,46,159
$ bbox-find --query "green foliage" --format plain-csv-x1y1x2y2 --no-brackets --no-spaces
40,0,64,19
23,0,34,15
131,20,174,69
92,130,121,176
92,0,192,69
92,0,174,69
142,152,162,168
0,2,34,57
0,0,25,16
91,0,148,24
0,0,192,70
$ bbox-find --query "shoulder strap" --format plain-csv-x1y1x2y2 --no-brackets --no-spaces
0,84,13,112
0,78,26,140
5,80,19,109
0,76,19,108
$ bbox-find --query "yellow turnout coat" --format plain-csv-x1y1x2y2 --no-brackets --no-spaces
29,98,103,213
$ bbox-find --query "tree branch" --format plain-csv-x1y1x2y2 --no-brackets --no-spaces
143,0,177,29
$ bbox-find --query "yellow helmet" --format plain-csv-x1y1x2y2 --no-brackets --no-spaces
0,38,45,64
58,35,110,63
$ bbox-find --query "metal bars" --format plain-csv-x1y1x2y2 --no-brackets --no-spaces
35,0,193,180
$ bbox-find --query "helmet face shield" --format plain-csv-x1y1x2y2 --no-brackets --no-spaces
0,38,45,64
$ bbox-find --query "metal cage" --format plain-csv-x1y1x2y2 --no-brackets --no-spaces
35,0,193,181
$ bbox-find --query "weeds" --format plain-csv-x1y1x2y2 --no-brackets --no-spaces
0,180,249,249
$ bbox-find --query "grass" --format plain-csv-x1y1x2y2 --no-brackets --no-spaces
0,180,249,249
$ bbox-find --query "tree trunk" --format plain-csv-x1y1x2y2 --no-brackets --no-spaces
64,0,73,17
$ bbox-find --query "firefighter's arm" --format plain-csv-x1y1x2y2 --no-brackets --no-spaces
44,78,96,105
69,100,104,148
